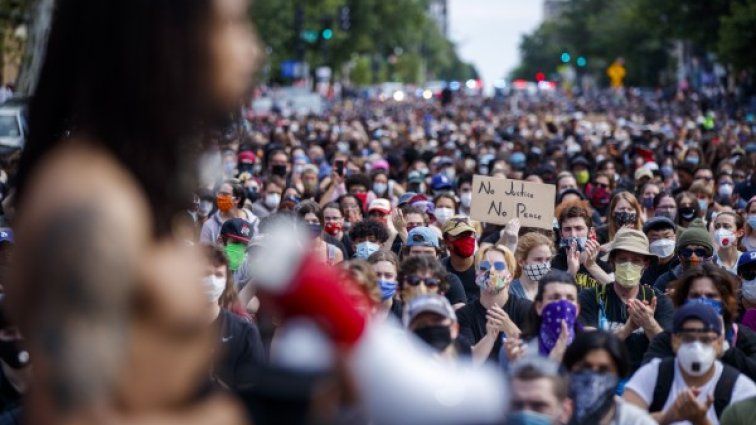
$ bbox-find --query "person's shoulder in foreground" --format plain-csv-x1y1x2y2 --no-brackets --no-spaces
722,396,756,425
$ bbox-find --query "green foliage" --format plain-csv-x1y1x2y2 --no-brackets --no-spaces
718,0,756,71
250,0,477,84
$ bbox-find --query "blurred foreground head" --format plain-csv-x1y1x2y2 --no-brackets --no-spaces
9,0,261,424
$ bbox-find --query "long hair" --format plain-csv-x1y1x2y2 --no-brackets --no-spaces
669,263,739,324
562,331,631,378
607,191,643,240
16,0,223,236
523,270,580,338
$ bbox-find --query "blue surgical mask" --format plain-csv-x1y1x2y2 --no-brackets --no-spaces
378,280,397,301
686,297,724,316
697,199,709,212
506,410,554,425
747,214,756,229
354,241,381,259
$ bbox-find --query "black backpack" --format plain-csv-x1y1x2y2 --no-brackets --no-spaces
649,357,739,418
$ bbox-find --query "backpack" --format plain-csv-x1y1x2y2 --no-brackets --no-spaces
649,357,739,418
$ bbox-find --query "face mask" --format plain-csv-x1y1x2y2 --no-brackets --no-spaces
224,243,246,271
460,192,472,208
642,197,655,209
0,339,30,369
655,210,675,220
685,156,700,166
679,207,696,221
747,215,756,229
506,411,554,425
677,341,716,377
264,193,281,210
434,207,454,225
559,236,587,252
538,299,577,356
443,168,456,180
413,325,452,352
324,222,342,236
649,239,675,258
308,223,322,239
697,199,709,212
373,182,388,195
475,270,508,293
203,274,226,304
614,262,644,288
293,164,305,175
661,165,674,178
742,278,756,303
575,169,590,185
449,236,476,258
685,297,724,316
511,152,527,168
714,229,736,248
613,211,637,227
569,371,618,424
590,186,610,209
216,194,234,213
198,200,214,217
224,161,236,176
523,262,551,283
378,280,397,301
718,184,733,198
354,241,381,259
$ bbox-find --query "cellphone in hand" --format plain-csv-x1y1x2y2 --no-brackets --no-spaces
272,164,287,177
335,160,345,177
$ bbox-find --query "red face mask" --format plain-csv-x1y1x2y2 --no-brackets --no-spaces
324,222,343,236
449,236,476,258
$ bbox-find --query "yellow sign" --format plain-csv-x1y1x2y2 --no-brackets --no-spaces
470,175,556,230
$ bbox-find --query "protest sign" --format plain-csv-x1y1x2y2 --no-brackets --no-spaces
470,175,556,230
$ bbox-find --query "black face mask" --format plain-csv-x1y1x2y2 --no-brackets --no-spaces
245,188,259,204
613,211,637,227
413,325,452,352
679,207,696,221
0,339,29,369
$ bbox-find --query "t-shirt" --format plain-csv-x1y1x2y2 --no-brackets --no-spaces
721,396,756,425
214,309,266,391
445,273,468,307
551,249,612,291
611,398,658,425
579,284,673,371
457,296,533,363
642,257,679,288
442,256,478,303
625,358,756,425
653,265,684,293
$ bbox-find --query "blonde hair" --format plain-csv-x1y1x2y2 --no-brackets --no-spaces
514,232,554,278
343,259,381,304
475,244,516,274
689,180,713,197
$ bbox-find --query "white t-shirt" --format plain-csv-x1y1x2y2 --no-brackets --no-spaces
625,358,756,425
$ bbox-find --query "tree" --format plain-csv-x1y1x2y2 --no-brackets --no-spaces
718,0,756,71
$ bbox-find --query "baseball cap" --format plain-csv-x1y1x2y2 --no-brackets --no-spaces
437,157,454,168
431,174,453,191
407,171,424,184
398,192,417,207
238,150,257,165
368,199,391,214
0,229,13,244
634,167,653,181
673,303,722,335
738,251,756,275
404,294,456,327
220,218,253,244
643,216,676,234
441,216,476,237
406,227,439,248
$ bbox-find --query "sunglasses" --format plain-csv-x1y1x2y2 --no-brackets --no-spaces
479,260,506,272
679,248,709,258
404,275,441,287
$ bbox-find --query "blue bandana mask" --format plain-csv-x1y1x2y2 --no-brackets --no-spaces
538,300,577,356
506,411,554,425
569,371,618,424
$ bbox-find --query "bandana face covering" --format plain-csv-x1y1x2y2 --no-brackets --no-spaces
523,262,551,283
569,371,618,424
538,299,577,356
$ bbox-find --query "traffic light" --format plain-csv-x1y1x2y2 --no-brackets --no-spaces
322,28,333,40
576,56,587,67
339,6,351,31
560,52,571,63
535,71,545,82
320,17,334,41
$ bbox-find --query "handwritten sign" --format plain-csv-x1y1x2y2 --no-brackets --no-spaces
470,175,556,230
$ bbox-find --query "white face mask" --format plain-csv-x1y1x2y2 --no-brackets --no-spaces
434,207,455,225
203,275,226,304
265,193,281,209
742,278,756,303
649,239,676,258
714,229,736,248
373,182,388,195
460,192,472,208
718,184,734,198
677,341,717,377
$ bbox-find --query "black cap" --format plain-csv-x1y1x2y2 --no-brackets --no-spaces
220,218,253,244
643,216,676,234
673,303,722,335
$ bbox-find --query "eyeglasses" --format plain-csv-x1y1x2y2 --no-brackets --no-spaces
479,260,506,272
404,275,441,287
679,248,709,258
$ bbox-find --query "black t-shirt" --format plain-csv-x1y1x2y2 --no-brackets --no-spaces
323,234,348,258
445,273,468,306
641,257,679,288
442,256,478,303
457,296,533,363
551,249,612,291
596,224,610,245
578,284,673,371
215,309,266,392
0,367,21,415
